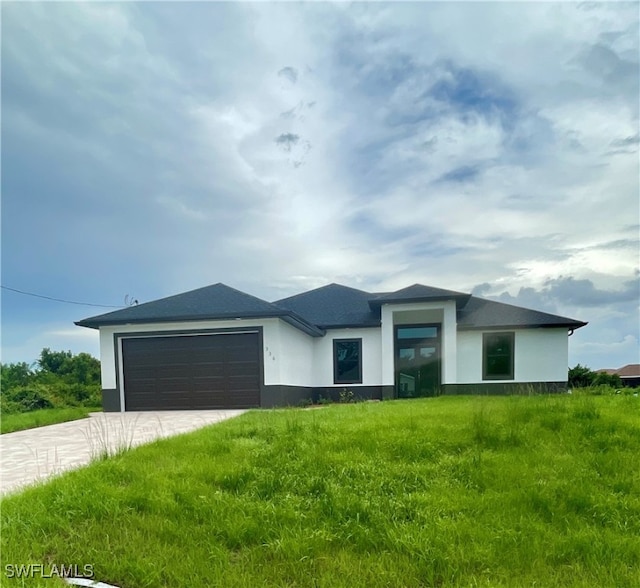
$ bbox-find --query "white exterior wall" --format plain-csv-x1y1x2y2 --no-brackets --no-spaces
380,301,458,386
99,328,118,389
313,328,382,387
456,331,483,383
381,309,395,386
515,329,568,382
457,328,569,383
276,321,314,387
99,316,570,400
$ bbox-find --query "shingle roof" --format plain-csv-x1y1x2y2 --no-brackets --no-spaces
274,283,380,328
369,283,471,307
75,283,323,335
76,282,587,333
457,297,587,330
615,364,640,378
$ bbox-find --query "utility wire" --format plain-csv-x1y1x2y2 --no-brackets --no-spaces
1,285,123,308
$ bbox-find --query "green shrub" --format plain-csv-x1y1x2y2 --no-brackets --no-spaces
67,382,101,405
44,381,101,408
569,364,624,390
0,393,18,414
1,349,102,414
592,371,622,387
568,364,595,388
3,386,54,412
0,361,34,389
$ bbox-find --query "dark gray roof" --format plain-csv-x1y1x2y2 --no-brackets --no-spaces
369,283,471,308
77,282,587,333
274,283,380,328
457,297,587,330
75,283,323,336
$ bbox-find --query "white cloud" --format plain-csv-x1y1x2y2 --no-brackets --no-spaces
1,1,638,369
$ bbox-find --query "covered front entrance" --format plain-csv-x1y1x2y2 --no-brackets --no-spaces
395,325,441,397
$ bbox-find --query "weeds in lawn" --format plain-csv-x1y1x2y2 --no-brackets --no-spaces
339,388,355,403
82,413,147,460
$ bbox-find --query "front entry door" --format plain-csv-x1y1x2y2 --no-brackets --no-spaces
395,325,441,398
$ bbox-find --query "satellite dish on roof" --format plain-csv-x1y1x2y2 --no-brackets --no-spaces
124,294,139,307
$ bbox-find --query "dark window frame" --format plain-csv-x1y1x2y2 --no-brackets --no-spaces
333,338,363,385
482,332,515,380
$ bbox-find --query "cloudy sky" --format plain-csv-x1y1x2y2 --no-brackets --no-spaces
2,2,638,370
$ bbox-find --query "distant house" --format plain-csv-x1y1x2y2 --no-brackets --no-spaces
76,283,587,412
598,364,640,388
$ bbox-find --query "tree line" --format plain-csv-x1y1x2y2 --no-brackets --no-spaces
0,348,101,413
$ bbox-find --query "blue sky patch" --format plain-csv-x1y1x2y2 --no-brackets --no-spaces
429,62,519,122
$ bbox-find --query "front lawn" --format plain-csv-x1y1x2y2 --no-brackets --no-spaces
1,395,639,587
0,407,101,434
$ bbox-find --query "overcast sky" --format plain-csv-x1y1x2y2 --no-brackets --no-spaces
2,2,638,370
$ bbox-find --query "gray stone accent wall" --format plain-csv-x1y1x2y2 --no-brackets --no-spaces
101,389,121,412
441,382,568,395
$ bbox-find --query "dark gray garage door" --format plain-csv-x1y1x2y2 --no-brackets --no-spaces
121,333,261,410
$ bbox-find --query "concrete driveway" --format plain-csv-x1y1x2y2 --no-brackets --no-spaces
0,410,247,496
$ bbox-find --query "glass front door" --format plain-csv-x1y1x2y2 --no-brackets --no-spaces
395,325,441,397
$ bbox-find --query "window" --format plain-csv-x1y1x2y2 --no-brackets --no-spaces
397,326,438,339
333,339,362,384
483,332,515,380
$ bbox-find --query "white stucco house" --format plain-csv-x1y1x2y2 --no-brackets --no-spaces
76,283,587,411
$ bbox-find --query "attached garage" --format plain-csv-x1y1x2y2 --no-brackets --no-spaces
77,283,324,412
77,282,586,412
121,332,261,410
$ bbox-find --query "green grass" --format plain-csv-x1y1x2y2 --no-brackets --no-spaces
0,407,101,434
1,395,639,587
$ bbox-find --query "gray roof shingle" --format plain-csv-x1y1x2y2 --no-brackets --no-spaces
274,283,380,328
76,283,323,335
77,282,587,333
457,297,587,330
369,283,471,307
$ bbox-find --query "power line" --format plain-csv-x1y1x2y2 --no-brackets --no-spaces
1,285,123,308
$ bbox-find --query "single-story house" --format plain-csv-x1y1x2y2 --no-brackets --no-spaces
76,283,587,411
